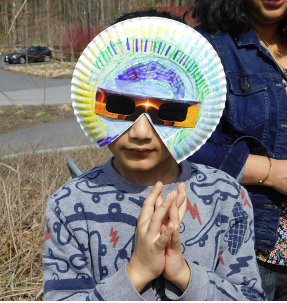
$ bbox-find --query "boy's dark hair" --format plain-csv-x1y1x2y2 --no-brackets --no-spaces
111,8,186,25
184,0,287,43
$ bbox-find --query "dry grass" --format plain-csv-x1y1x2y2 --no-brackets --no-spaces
0,146,112,300
3,62,76,79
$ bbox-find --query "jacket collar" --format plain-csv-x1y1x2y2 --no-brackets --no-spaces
196,24,273,60
234,28,273,60
234,28,260,47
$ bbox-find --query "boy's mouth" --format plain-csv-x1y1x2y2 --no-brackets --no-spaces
128,148,154,156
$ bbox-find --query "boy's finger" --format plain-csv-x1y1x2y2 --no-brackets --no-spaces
170,225,182,251
168,192,180,225
178,194,187,223
177,183,187,223
138,181,163,225
160,224,166,235
176,183,186,208
155,223,173,250
147,193,173,234
154,192,163,210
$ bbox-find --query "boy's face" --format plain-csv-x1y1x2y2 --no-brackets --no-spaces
108,114,175,180
72,17,227,163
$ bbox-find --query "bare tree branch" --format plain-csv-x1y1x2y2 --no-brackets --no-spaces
0,0,27,55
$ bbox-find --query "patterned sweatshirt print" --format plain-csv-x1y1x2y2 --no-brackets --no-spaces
43,158,266,301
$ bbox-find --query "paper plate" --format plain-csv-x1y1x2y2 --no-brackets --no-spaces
71,17,226,163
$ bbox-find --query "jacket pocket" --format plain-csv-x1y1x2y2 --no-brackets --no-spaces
228,73,267,127
248,192,281,250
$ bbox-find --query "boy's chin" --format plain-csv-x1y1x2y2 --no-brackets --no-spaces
113,154,177,185
122,157,170,172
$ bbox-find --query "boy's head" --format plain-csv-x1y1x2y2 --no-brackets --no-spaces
110,8,187,26
71,14,226,166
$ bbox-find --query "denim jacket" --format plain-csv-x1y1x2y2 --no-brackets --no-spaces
188,25,287,250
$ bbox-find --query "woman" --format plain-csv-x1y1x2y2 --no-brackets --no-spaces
185,0,287,300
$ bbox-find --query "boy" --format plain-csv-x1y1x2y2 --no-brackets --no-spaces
43,15,265,301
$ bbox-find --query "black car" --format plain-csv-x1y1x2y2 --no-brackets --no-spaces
4,45,52,64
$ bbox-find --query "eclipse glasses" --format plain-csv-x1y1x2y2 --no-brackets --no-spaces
94,88,201,127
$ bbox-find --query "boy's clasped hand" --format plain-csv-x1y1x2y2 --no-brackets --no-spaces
126,181,191,293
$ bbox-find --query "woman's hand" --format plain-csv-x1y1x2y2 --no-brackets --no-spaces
241,155,287,195
126,181,175,292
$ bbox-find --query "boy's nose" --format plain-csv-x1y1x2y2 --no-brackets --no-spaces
128,114,154,140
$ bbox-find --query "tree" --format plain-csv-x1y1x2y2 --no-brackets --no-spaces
0,0,195,57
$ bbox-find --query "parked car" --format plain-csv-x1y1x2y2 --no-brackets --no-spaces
4,45,52,64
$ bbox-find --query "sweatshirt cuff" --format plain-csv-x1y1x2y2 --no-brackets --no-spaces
101,265,151,301
165,261,210,301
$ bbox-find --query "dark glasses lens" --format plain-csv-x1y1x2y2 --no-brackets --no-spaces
106,96,189,122
95,88,200,128
106,95,135,115
158,102,190,122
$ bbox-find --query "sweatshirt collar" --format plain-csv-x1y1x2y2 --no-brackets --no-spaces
103,157,192,194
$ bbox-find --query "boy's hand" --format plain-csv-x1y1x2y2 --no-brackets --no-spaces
162,190,190,292
126,181,175,292
155,182,187,228
153,182,190,292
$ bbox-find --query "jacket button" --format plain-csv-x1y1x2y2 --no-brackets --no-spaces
264,203,278,209
258,239,272,244
241,77,250,92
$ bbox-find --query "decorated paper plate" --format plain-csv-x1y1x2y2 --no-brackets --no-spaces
71,17,226,163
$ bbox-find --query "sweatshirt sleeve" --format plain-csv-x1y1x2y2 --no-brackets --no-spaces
43,196,144,301
166,187,266,301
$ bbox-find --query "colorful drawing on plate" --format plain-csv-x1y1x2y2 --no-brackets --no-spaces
71,17,226,162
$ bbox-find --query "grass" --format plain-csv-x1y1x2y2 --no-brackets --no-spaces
0,104,75,135
3,62,76,79
0,146,112,300
16,111,27,116
36,112,48,117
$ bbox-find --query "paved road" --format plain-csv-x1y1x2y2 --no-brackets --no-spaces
0,56,93,156
0,118,92,157
0,56,71,105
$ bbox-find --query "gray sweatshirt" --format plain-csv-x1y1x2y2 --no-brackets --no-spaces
43,158,265,300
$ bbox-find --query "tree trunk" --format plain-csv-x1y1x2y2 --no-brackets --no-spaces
24,0,28,45
46,0,50,46
88,0,91,41
3,0,9,47
100,0,104,26
34,0,37,28
12,0,16,45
